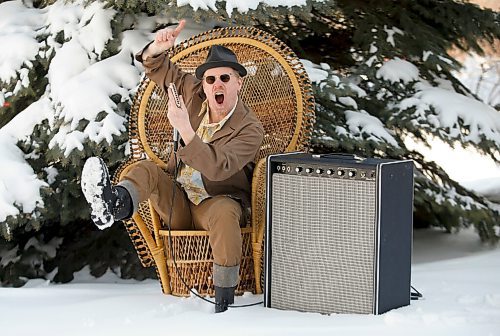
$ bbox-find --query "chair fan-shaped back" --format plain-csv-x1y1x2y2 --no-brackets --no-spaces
129,27,315,169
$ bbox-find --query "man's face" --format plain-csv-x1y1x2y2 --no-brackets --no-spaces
202,66,243,118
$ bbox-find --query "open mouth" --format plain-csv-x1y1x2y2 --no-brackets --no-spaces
215,93,224,105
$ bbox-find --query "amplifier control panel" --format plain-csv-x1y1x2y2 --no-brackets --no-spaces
272,162,377,182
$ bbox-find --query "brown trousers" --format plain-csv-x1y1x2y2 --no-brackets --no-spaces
119,160,243,267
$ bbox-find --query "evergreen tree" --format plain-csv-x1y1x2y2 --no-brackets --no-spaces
0,0,499,285
0,0,156,285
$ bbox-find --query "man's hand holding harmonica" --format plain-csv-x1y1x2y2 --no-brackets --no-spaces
167,85,195,146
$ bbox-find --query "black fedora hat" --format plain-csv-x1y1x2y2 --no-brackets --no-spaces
195,45,247,80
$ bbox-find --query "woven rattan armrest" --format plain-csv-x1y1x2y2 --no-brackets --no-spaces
250,157,267,293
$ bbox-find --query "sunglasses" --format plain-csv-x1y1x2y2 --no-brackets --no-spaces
203,73,234,84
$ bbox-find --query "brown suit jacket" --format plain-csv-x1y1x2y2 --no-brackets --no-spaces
136,48,264,208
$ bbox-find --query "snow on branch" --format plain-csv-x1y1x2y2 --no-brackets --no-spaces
399,84,500,146
177,0,309,17
0,0,154,225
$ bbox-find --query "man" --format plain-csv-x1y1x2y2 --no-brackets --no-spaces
81,20,264,313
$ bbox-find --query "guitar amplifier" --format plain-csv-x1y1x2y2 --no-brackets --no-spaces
264,152,414,315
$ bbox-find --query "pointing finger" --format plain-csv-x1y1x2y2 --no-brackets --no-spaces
172,19,186,38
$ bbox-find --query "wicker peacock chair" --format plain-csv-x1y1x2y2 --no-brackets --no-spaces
116,26,315,296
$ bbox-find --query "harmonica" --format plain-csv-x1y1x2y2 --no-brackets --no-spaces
169,83,181,108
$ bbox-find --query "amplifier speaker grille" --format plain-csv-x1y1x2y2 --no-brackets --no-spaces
270,174,377,314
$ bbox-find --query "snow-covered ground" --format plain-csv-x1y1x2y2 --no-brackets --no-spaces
1,227,499,336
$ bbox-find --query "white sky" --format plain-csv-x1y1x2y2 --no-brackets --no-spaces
1,0,499,223
454,53,499,107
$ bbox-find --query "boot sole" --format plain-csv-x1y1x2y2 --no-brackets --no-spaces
81,157,115,229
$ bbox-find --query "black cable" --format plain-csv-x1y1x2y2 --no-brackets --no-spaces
166,149,263,309
410,285,423,300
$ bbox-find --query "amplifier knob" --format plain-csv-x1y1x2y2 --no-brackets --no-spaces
337,169,345,176
306,168,313,173
326,169,334,175
349,170,356,178
295,167,303,173
316,168,323,174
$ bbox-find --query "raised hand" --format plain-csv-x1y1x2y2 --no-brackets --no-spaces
146,19,186,57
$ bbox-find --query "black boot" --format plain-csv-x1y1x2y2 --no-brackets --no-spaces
214,286,235,313
81,157,133,230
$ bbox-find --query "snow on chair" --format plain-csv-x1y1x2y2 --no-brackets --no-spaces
116,26,315,296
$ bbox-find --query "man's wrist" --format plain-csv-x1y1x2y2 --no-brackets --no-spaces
179,128,196,146
143,42,164,61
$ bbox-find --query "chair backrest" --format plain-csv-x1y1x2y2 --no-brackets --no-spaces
128,26,315,169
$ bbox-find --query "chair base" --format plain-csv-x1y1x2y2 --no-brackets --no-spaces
159,227,255,297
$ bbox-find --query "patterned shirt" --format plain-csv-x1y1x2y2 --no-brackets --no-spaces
177,99,238,204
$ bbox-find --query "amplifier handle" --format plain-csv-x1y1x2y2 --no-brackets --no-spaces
313,153,365,161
